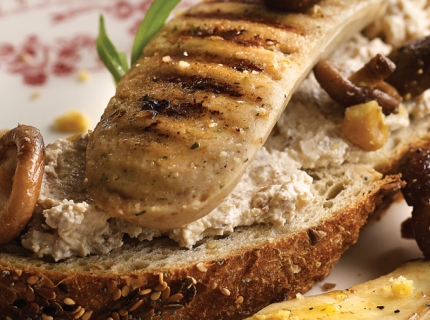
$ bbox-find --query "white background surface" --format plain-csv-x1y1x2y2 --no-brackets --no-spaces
0,0,424,297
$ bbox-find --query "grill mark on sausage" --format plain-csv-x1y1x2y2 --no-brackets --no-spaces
140,96,208,119
158,76,243,97
102,108,127,126
156,47,265,74
184,12,306,33
179,26,280,50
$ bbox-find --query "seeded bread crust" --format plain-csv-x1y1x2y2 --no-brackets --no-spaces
0,170,401,320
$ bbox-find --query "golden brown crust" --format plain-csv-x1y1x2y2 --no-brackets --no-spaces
0,174,400,319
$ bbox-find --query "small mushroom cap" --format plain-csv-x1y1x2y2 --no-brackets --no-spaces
0,125,45,243
386,35,430,98
399,146,430,258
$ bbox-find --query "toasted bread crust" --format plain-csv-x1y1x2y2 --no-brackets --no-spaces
0,174,400,319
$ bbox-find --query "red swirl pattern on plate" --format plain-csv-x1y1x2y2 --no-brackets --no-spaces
0,0,197,86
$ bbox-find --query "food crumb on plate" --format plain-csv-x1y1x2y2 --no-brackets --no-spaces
77,69,91,82
53,109,90,133
322,282,336,291
30,91,41,100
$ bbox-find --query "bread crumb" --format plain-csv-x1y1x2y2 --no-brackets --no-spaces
390,276,414,298
178,61,190,69
295,293,304,299
53,110,90,133
77,70,91,82
322,282,336,291
30,91,41,100
162,56,172,63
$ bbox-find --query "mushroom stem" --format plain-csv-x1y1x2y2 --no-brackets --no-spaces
349,54,395,87
314,58,401,114
0,125,45,244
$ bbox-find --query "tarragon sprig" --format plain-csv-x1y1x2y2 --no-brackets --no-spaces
96,0,181,84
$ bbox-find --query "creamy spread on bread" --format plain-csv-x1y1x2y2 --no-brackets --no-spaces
22,0,430,261
22,135,313,259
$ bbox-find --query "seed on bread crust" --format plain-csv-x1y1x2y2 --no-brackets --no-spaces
307,228,327,246
63,297,76,305
196,262,208,272
26,276,38,286
129,298,144,312
167,293,183,302
235,296,244,304
121,285,130,297
150,291,162,301
110,312,120,320
154,281,168,292
220,288,231,296
158,272,164,284
72,307,85,319
106,280,118,294
139,288,151,295
161,285,171,300
112,288,122,301
81,310,93,320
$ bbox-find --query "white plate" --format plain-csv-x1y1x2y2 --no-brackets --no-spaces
0,0,424,297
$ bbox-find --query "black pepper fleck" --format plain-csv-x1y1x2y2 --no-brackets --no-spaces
191,142,200,149
394,309,400,313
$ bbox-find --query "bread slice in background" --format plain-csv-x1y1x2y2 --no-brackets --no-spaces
247,260,430,319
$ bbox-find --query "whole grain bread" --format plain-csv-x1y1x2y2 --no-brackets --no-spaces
1,0,430,319
0,165,401,319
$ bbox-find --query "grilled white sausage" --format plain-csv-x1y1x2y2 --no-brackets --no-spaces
86,0,387,229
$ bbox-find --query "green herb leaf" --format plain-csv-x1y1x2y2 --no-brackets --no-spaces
131,0,181,65
96,15,129,84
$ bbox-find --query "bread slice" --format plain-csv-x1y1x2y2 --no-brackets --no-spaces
0,165,400,319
